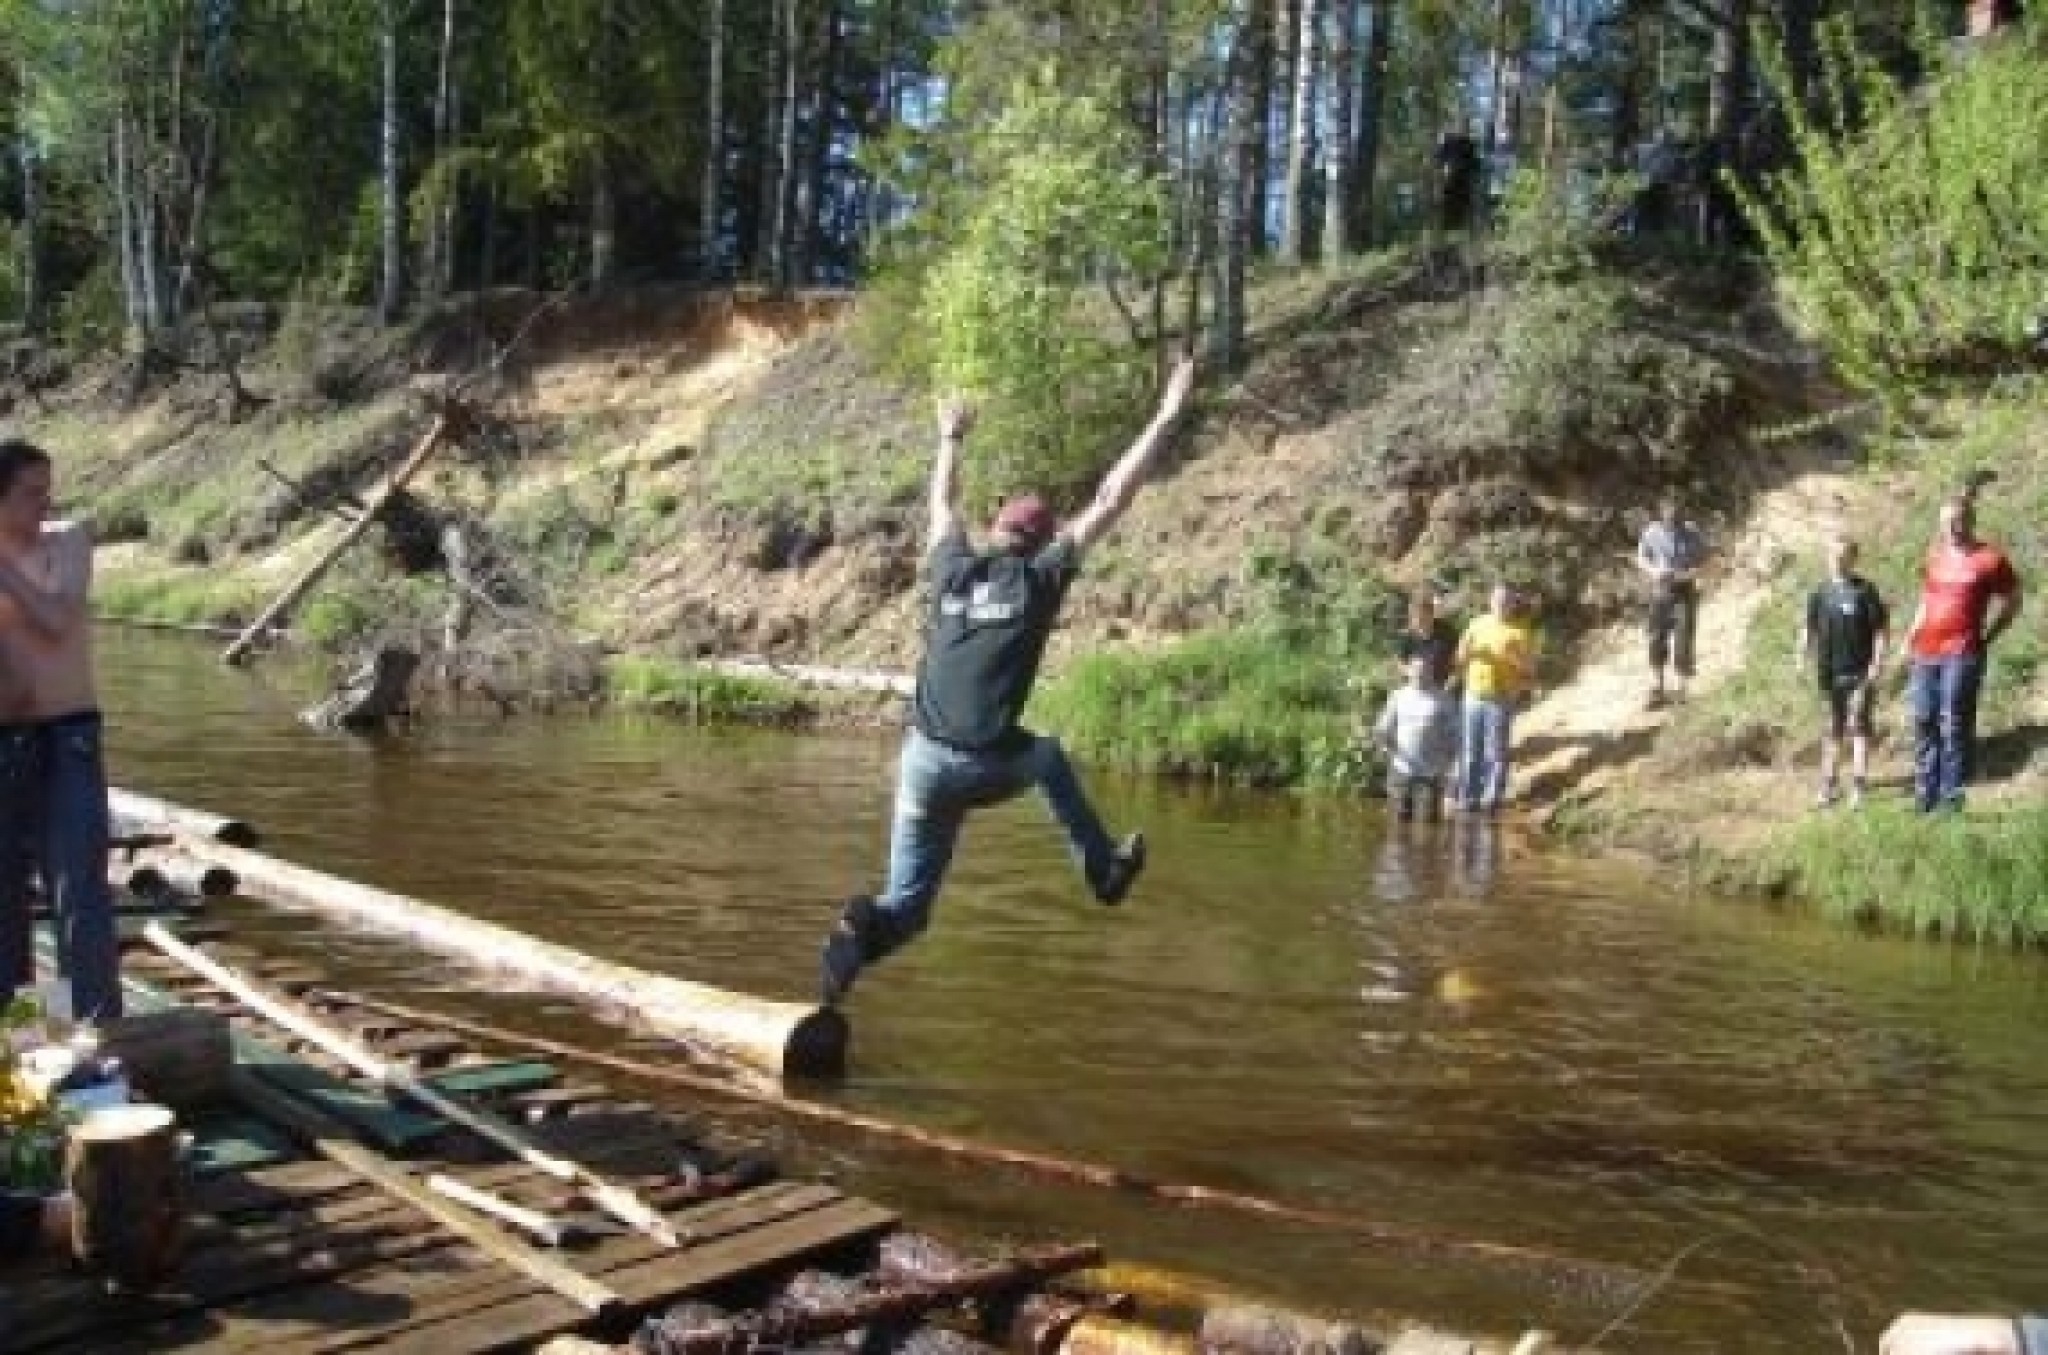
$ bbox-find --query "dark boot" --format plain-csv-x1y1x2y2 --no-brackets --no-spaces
1095,832,1147,906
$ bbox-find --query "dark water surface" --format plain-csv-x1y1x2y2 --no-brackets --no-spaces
101,629,2048,1352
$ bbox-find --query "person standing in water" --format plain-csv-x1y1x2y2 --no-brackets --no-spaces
820,359,1198,1004
1799,536,1889,809
0,439,120,1021
1451,583,1536,816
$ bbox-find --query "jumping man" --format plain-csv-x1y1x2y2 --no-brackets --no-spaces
820,359,1198,1004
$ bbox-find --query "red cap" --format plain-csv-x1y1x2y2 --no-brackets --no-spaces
992,494,1057,546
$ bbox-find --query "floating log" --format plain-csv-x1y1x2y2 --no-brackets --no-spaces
332,991,1648,1297
144,923,684,1249
97,1008,232,1111
127,852,238,900
230,1063,622,1314
109,787,260,848
1197,1304,1375,1355
637,1244,1104,1355
222,411,464,666
706,657,915,696
137,808,844,1079
1057,1316,1199,1355
65,1102,188,1293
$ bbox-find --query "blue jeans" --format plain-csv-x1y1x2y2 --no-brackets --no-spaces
1909,655,1984,811
1456,698,1514,811
0,712,120,1021
874,728,1119,944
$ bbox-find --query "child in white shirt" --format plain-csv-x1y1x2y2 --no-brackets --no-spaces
1374,654,1461,822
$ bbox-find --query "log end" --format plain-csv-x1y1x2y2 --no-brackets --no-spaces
214,821,261,849
784,1006,852,1080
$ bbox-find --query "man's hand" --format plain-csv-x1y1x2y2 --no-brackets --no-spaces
1879,1314,2020,1355
937,397,976,443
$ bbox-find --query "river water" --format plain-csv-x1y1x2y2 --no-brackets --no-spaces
99,628,2048,1352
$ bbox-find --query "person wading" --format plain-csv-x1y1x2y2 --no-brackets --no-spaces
0,440,120,1021
820,359,1198,1005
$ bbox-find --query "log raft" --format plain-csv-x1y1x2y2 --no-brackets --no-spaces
9,904,1573,1355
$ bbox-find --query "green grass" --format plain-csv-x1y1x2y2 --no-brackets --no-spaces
1031,628,1391,790
95,570,272,626
1761,800,2048,946
603,656,813,725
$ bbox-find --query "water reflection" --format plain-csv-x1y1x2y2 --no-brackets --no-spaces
92,628,2048,1354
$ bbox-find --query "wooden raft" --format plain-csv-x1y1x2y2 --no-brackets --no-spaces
10,919,897,1354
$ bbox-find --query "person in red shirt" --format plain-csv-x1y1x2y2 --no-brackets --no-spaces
1904,496,2022,812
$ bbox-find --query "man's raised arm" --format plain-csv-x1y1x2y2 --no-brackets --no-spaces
1062,357,1198,554
929,397,973,546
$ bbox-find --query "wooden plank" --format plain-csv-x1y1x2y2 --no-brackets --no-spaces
369,1028,469,1066
424,1060,561,1100
234,1041,445,1151
335,1190,896,1355
186,1112,298,1176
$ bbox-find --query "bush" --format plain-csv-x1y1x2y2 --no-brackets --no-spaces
1741,18,2048,399
603,657,812,725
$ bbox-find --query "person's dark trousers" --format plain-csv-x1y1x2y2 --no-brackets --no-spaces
37,713,120,1020
0,725,42,1010
1647,581,1699,680
1909,654,1984,812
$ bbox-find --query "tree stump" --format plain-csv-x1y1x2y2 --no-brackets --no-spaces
65,1103,188,1292
301,646,420,733
97,1011,232,1111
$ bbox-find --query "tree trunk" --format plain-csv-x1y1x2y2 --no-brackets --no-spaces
770,0,804,289
18,138,41,332
1246,3,1276,257
1703,0,1750,243
1149,0,1171,371
111,112,147,347
1349,0,1391,245
422,0,458,302
755,0,786,281
377,0,404,325
700,0,726,277
1215,3,1264,371
798,0,841,285
1279,0,1320,264
589,160,615,289
1321,0,1356,262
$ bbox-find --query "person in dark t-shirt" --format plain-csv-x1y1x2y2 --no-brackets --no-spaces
1799,537,1890,809
1395,588,1460,690
819,358,1198,1005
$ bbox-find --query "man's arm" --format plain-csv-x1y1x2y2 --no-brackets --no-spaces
1061,357,1197,554
0,525,91,643
928,398,972,546
1985,573,2023,649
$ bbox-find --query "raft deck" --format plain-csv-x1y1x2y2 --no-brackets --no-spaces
10,919,896,1354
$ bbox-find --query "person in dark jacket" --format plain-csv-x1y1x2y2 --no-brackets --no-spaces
820,359,1198,1004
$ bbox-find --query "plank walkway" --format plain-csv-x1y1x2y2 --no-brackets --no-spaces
9,920,897,1353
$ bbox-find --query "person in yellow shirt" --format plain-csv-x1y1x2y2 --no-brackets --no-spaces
1452,583,1536,814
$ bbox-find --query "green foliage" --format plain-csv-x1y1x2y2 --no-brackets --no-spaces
1493,167,1639,283
1034,544,1401,790
94,570,270,626
1740,18,2048,400
603,657,811,725
871,63,1170,505
1762,800,2048,946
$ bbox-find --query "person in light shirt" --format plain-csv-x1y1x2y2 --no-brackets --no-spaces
0,439,119,1022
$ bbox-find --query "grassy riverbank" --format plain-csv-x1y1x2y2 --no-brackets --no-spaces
1557,393,2048,943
